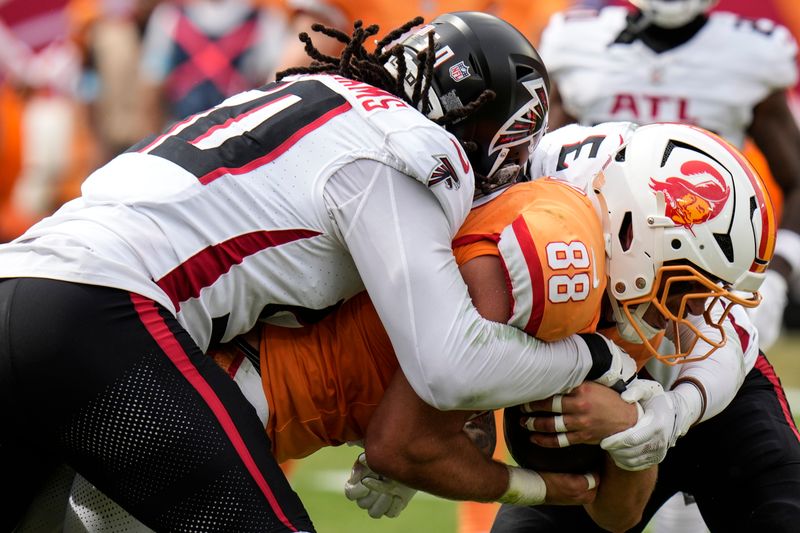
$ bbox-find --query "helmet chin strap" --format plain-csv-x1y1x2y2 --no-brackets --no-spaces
609,296,663,343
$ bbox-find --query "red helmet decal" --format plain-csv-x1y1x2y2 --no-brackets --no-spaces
649,160,731,230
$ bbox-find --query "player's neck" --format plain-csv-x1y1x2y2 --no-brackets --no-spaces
616,11,709,53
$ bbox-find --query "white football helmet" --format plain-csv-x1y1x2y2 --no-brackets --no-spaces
597,123,777,363
630,0,718,28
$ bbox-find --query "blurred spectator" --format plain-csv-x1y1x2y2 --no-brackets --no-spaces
274,0,572,73
76,0,159,161
139,0,287,131
0,0,96,241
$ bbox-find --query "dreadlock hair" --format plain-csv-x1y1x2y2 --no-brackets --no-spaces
276,18,498,189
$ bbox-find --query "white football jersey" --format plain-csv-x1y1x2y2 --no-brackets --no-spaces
532,121,762,419
0,74,473,351
529,121,638,189
0,73,599,410
540,7,799,148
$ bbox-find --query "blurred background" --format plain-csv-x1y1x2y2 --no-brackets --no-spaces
2,1,798,531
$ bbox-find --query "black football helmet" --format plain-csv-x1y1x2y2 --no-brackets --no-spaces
386,12,550,197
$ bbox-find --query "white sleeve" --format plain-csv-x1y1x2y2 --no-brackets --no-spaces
669,303,758,423
323,159,594,411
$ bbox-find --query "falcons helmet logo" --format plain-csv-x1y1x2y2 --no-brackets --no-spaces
488,78,548,155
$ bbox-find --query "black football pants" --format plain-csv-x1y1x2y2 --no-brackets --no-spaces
0,278,313,533
491,353,800,533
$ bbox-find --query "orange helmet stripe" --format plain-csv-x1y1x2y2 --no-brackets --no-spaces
699,127,777,271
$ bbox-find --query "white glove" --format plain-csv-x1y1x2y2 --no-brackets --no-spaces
621,377,665,405
343,453,417,519
746,269,788,352
601,381,698,471
584,333,637,391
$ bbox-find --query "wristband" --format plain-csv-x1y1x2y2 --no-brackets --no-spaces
578,333,611,381
497,466,547,506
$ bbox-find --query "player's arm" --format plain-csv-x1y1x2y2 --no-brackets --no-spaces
360,254,597,506
584,456,656,533
601,304,755,471
461,410,497,457
324,159,630,411
670,304,755,421
516,381,655,531
748,89,800,279
746,89,800,347
364,370,598,506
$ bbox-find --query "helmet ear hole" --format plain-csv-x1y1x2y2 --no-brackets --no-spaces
618,211,634,252
713,233,734,262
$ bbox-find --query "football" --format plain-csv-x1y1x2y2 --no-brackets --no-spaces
503,404,604,474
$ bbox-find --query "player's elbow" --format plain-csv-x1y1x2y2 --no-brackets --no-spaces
364,431,426,484
586,491,646,532
589,509,644,533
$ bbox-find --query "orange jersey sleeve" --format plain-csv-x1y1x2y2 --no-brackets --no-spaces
260,292,397,463
453,180,606,341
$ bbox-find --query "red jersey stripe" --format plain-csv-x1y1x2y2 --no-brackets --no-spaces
511,215,545,335
155,229,320,310
754,354,800,443
130,293,299,531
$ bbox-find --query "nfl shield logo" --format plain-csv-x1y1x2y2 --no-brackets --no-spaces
449,61,471,82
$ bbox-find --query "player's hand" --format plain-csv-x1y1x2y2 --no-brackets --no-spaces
746,269,787,351
581,333,637,391
344,453,417,518
540,471,598,505
600,382,683,471
519,382,638,446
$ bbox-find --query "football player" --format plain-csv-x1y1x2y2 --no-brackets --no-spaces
539,0,800,353
0,12,637,532
27,175,617,531
490,121,800,532
26,123,782,533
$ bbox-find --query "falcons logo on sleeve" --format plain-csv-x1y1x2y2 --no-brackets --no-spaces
428,154,461,189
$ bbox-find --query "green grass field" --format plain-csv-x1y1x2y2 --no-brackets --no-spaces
289,333,800,532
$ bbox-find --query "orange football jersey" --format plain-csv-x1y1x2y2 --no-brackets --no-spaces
453,179,606,341
213,179,617,461
260,292,396,462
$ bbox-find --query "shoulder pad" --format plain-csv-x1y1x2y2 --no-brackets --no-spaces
707,12,799,89
530,122,637,189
